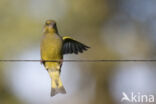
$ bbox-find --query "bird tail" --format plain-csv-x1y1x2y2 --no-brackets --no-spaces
48,70,66,96
51,85,66,96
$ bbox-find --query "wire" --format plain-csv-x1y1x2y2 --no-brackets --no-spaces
0,59,156,62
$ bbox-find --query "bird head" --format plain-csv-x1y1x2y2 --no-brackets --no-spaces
43,20,58,33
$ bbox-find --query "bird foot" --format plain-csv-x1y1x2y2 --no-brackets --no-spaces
40,60,44,64
60,59,63,64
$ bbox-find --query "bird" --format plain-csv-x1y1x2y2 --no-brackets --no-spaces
40,20,90,96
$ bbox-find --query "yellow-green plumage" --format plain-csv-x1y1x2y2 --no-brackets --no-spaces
41,20,66,96
41,20,90,97
41,33,62,64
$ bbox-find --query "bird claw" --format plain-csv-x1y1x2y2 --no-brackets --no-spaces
60,59,63,64
40,60,44,64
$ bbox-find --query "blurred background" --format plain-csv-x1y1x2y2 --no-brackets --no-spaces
0,0,156,104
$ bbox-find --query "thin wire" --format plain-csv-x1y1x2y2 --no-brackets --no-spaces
0,59,156,62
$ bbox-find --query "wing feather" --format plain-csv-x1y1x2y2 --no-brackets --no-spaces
77,43,83,53
74,43,78,54
62,36,90,55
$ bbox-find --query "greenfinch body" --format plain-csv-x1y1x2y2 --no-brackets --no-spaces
40,20,89,96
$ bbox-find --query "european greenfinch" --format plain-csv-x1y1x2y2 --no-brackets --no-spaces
40,20,90,96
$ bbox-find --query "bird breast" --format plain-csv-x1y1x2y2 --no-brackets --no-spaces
41,33,63,60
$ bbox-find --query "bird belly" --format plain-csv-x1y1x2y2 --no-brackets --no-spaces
41,34,63,69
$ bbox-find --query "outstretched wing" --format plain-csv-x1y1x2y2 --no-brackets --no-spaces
62,36,90,55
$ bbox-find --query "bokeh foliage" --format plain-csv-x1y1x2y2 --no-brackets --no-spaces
0,0,156,104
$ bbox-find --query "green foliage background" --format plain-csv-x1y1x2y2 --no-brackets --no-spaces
0,0,155,104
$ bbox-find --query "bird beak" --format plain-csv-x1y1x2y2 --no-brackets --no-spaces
43,22,55,33
48,24,53,29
